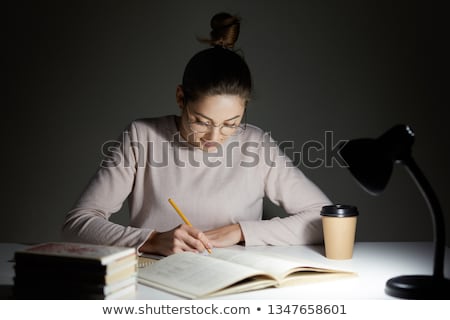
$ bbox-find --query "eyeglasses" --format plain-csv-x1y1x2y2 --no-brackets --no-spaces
185,106,247,136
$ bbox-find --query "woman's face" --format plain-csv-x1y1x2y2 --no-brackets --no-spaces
179,93,246,152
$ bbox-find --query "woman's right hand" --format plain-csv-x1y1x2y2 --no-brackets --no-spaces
139,224,212,256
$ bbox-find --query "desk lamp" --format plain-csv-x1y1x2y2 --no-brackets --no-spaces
339,124,450,299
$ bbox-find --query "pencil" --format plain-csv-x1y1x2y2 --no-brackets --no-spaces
168,198,212,254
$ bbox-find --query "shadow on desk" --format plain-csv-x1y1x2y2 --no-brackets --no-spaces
0,285,13,299
308,244,325,256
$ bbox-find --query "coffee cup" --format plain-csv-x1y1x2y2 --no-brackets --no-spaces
321,204,359,260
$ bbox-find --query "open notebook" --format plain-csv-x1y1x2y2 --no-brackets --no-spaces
138,248,355,299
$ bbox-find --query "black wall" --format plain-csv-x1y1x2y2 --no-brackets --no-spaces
6,1,447,246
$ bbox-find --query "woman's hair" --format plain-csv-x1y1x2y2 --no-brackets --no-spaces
181,12,252,104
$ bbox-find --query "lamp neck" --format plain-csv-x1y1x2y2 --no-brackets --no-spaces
402,156,446,279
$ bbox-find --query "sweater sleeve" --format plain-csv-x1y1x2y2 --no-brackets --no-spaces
239,134,332,246
61,122,153,249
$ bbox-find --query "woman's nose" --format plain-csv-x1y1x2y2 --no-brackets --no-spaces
203,126,221,141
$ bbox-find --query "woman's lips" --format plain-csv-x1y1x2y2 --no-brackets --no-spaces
201,140,220,149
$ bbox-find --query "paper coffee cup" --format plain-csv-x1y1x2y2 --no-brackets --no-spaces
321,204,359,260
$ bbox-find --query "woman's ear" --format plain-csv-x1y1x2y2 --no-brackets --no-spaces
176,85,185,110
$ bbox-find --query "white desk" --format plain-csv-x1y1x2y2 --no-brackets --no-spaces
1,242,449,299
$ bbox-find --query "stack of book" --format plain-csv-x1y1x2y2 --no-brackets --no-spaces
13,242,137,299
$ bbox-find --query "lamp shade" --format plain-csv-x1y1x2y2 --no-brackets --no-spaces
339,125,415,195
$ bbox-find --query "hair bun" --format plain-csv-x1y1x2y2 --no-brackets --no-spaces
199,12,241,49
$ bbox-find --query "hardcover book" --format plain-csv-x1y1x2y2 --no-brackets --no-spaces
14,242,136,266
13,242,137,299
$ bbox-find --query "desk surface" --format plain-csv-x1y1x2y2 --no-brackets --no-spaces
1,242,449,299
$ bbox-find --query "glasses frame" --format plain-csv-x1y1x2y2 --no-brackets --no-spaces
185,105,247,137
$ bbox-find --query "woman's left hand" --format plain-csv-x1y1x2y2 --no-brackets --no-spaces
204,224,244,248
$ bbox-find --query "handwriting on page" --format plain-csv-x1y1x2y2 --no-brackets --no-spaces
139,252,264,296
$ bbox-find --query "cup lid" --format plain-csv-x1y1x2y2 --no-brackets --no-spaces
320,204,359,217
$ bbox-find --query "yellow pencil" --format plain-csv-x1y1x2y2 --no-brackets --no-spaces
168,198,212,254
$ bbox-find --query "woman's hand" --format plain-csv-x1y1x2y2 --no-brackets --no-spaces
204,224,244,248
140,224,212,256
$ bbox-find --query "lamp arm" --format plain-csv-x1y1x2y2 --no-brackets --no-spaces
402,156,446,279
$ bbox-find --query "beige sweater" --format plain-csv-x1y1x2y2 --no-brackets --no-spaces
62,116,331,249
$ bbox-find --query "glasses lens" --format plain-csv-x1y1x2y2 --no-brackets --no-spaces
189,122,208,133
221,126,237,136
187,108,247,136
221,125,246,136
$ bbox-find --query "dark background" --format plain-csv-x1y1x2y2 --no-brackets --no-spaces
5,1,448,247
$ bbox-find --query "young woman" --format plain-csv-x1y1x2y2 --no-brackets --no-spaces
62,12,331,256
